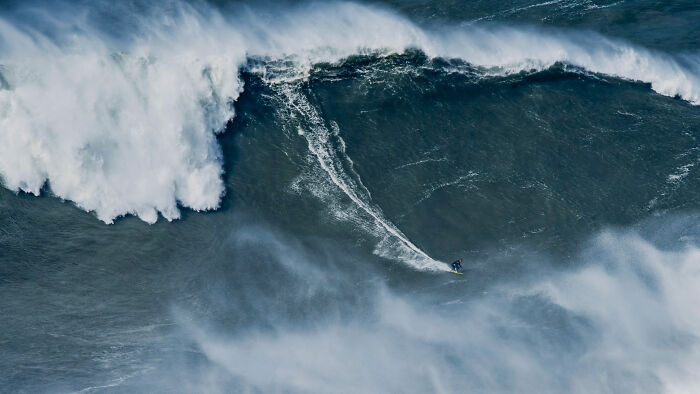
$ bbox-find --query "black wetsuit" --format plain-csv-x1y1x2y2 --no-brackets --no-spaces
452,260,462,272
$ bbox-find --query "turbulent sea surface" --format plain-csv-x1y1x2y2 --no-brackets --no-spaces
1,0,699,392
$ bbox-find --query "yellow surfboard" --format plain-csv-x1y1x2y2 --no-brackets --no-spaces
449,270,463,275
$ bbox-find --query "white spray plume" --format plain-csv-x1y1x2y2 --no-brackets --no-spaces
177,229,700,393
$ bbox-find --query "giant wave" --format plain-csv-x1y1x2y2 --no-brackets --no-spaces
0,0,698,227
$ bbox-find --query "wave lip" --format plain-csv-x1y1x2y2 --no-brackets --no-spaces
0,5,246,223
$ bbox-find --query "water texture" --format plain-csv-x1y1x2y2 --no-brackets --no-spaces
1,1,699,392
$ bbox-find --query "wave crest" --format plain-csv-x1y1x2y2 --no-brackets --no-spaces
0,1,697,223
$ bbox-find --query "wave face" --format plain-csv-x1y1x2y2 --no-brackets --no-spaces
1,1,699,393
0,1,698,225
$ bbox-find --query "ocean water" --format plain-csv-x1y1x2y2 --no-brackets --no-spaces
0,0,699,392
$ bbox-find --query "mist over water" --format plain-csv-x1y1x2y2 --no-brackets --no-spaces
179,224,700,393
1,0,699,392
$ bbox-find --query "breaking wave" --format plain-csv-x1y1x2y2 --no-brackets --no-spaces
0,0,697,229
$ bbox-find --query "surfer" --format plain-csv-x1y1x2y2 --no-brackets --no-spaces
451,258,463,273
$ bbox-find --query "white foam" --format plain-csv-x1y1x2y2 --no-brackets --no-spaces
0,1,698,224
0,6,247,223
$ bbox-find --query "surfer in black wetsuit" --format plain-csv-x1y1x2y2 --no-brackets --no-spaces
451,258,463,272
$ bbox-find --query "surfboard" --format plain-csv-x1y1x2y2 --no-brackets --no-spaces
449,270,463,275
